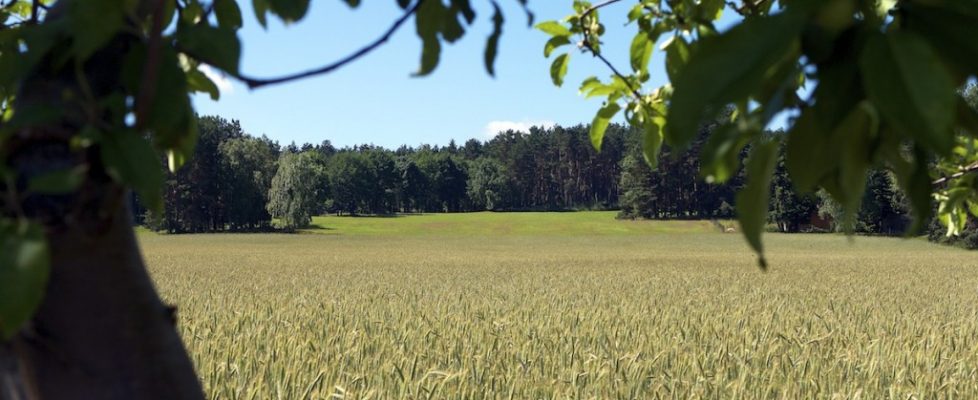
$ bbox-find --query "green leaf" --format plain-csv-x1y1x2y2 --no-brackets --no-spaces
834,103,876,231
811,58,862,132
663,35,689,82
935,0,978,20
0,25,46,88
784,55,862,192
343,0,361,8
168,149,187,173
181,1,204,24
253,0,270,27
889,146,933,235
785,110,834,192
876,0,897,17
161,0,178,29
937,187,971,236
628,4,644,22
186,68,220,101
68,0,126,61
268,0,310,23
812,0,854,35
957,95,978,138
629,32,653,74
0,104,62,138
515,0,533,26
484,2,503,77
451,0,476,24
544,35,570,58
755,56,801,119
166,120,198,173
214,0,243,29
859,31,956,154
905,4,978,79
698,0,725,21
124,46,196,153
414,0,445,76
415,37,441,77
701,123,751,184
6,1,31,18
441,9,465,43
535,20,571,37
176,23,241,74
590,101,620,151
666,3,812,149
100,129,165,213
641,115,663,169
967,200,978,218
27,166,87,195
0,219,50,340
579,76,616,98
549,53,569,87
735,138,779,270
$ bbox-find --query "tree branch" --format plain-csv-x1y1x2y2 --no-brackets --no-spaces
726,0,771,17
0,0,20,11
134,0,166,131
581,40,643,102
29,0,39,24
933,161,978,186
580,0,622,21
578,0,643,102
232,0,424,89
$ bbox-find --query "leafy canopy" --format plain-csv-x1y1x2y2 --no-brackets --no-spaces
0,0,515,340
536,0,978,267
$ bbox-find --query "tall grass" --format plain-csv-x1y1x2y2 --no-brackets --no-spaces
142,215,978,399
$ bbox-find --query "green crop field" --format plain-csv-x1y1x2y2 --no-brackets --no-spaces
141,212,978,399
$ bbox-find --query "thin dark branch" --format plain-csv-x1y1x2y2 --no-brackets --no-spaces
578,0,643,102
29,0,39,23
582,41,643,102
933,162,978,186
201,2,214,21
134,0,167,131
232,0,424,89
726,0,770,17
642,4,667,19
580,0,622,21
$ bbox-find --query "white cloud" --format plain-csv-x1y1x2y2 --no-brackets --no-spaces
199,64,234,95
483,119,557,138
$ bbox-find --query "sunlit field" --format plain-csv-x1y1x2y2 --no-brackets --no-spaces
141,212,978,399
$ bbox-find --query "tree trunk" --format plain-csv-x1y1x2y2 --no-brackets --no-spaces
0,1,205,398
2,204,204,399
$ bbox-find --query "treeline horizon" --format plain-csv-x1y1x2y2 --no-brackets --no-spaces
134,115,976,249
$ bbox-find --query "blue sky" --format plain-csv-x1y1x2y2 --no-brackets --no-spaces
193,1,722,148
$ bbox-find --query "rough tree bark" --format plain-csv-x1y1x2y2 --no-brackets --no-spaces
0,1,205,399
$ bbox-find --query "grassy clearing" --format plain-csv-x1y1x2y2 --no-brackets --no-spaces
304,211,720,236
142,212,978,399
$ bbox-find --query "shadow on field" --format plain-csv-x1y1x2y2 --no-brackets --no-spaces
305,224,336,231
327,213,429,218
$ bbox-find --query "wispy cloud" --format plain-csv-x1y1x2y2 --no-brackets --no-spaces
199,64,234,95
483,119,557,137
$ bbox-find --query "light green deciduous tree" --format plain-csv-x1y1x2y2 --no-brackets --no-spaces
267,151,322,231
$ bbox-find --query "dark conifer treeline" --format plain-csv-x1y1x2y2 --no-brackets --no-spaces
137,115,976,249
139,117,634,232
617,119,743,220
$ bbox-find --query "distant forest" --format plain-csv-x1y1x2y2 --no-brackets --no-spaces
135,115,976,249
